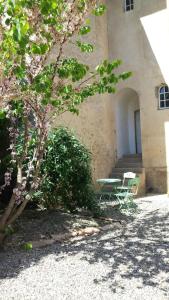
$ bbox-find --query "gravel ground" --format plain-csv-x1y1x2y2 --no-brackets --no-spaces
0,194,169,300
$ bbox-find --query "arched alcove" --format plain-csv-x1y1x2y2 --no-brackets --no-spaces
115,88,142,158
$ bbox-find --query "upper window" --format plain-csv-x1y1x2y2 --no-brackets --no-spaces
159,85,169,109
125,0,134,12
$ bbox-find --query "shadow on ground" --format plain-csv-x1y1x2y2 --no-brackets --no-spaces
0,196,169,295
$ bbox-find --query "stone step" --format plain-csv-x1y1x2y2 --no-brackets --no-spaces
123,154,142,159
118,157,142,163
116,162,142,168
111,173,123,179
112,167,143,174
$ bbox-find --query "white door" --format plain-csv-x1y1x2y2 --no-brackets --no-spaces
135,110,142,154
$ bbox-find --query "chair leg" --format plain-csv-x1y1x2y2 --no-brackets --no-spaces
117,193,129,210
116,195,123,208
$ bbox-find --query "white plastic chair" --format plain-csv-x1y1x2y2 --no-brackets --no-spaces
116,172,136,192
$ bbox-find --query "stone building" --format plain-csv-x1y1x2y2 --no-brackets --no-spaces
56,0,169,195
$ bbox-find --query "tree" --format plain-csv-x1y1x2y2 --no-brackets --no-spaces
0,0,131,244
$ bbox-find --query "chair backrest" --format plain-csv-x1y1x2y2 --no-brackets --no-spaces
128,177,140,195
122,172,136,186
124,172,136,179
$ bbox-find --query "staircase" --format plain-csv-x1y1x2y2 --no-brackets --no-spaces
111,154,145,196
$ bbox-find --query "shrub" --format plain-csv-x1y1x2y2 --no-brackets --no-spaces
37,127,100,215
0,118,16,207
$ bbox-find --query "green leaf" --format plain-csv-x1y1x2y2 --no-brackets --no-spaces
76,41,94,53
119,72,132,80
13,65,26,79
50,99,62,107
0,110,6,120
85,19,91,25
31,43,48,55
93,4,106,16
13,25,21,42
106,60,122,74
41,98,49,105
79,26,91,35
57,58,89,81
106,86,116,93
21,21,29,35
95,64,105,76
22,242,33,251
77,0,86,12
40,43,49,54
55,23,63,32
108,74,119,84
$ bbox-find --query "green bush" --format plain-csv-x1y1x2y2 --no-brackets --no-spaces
38,127,100,215
0,118,16,207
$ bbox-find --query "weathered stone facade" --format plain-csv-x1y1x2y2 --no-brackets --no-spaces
54,0,169,194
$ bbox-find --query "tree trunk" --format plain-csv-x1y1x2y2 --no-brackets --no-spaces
0,232,6,248
0,193,16,224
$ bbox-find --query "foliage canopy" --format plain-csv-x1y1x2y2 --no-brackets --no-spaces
0,0,131,243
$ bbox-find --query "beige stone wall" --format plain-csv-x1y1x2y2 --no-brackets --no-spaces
50,4,118,182
146,167,167,193
107,0,169,193
49,0,169,193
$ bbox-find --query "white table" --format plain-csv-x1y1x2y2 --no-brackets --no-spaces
96,178,121,184
96,178,121,201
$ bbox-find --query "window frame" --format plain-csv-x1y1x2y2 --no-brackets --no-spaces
124,0,134,12
158,85,169,110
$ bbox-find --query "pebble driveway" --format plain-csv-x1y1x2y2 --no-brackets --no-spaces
0,194,169,300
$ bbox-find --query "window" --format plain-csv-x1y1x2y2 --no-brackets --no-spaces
159,85,169,109
125,0,134,12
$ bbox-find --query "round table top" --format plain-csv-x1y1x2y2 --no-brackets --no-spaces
96,178,121,184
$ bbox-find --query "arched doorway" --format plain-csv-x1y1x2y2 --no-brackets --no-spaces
115,88,142,158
